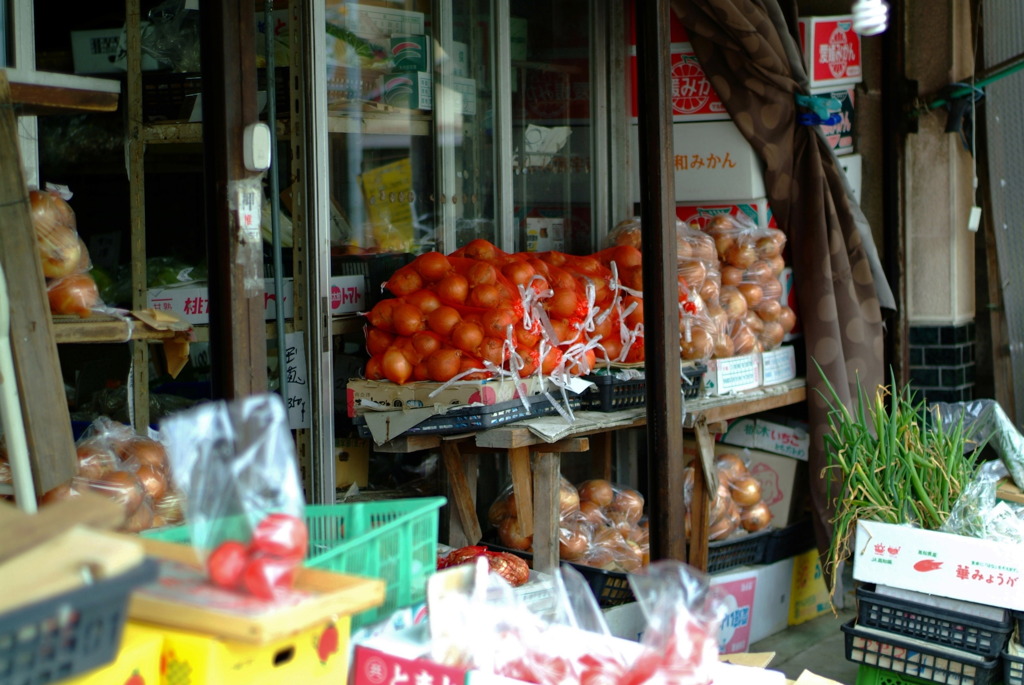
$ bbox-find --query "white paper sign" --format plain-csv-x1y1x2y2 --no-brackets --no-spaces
284,331,310,429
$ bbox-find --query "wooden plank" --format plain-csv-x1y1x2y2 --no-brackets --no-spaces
4,68,120,116
127,537,385,644
372,434,442,454
0,528,145,616
681,381,807,427
532,451,561,573
688,418,716,571
125,0,150,434
9,82,118,115
473,412,647,449
508,446,533,538
0,72,78,495
636,0,686,564
52,317,180,344
441,442,482,546
200,0,268,398
590,432,614,481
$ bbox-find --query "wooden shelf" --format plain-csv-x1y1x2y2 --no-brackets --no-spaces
142,119,289,145
52,313,188,344
4,68,120,116
189,314,363,343
327,112,432,136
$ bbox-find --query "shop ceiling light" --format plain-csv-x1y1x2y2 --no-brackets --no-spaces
852,0,889,36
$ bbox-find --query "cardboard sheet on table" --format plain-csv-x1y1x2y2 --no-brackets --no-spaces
519,406,647,443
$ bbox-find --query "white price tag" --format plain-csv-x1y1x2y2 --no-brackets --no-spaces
283,331,311,430
236,185,262,239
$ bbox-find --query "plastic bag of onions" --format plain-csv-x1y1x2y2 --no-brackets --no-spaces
29,188,84,280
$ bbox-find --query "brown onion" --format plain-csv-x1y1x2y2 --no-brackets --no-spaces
741,501,772,532
730,476,763,507
498,516,533,551
577,479,614,508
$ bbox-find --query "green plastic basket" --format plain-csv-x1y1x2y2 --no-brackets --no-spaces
856,664,934,685
145,496,446,629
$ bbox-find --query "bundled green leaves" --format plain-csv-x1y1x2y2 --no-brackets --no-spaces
817,362,983,592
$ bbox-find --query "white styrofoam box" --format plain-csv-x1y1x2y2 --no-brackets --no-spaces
147,275,365,325
810,85,855,155
853,520,1024,610
761,345,797,386
797,16,863,88
630,121,766,203
703,352,762,396
676,199,777,231
747,557,796,645
839,153,862,205
628,43,730,123
71,26,162,74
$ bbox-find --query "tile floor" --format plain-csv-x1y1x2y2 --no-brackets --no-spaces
750,573,860,684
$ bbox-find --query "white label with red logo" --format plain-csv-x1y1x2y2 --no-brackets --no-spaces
799,16,863,87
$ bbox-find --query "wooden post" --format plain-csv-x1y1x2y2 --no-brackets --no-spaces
635,0,685,562
199,0,268,398
0,73,77,495
442,441,482,547
532,451,561,573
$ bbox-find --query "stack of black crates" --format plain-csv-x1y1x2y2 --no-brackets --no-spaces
842,582,1016,685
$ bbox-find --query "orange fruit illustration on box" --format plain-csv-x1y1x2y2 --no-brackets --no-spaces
315,622,339,664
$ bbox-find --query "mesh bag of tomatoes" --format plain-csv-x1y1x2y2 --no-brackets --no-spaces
160,394,309,601
364,240,616,384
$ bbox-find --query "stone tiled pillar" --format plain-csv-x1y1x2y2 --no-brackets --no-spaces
908,323,975,403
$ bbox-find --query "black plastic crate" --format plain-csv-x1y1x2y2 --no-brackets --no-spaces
1003,648,1024,685
582,373,646,411
582,362,705,412
763,517,816,564
707,527,772,574
842,619,1001,685
856,585,1011,659
0,559,158,685
332,252,414,309
354,392,584,438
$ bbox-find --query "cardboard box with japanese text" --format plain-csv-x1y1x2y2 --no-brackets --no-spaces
676,199,777,232
147,276,364,325
719,414,810,462
810,85,856,155
630,121,766,202
628,43,729,123
62,622,164,684
154,617,351,684
346,375,561,417
798,16,863,88
683,441,806,528
789,548,831,624
852,520,1024,610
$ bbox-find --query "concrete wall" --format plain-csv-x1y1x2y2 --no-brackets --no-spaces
904,0,976,326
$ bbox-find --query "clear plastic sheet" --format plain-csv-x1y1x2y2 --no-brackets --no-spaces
160,394,306,566
145,0,201,72
930,399,1024,488
941,459,1024,543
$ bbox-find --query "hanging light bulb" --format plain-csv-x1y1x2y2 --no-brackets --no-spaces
852,0,889,36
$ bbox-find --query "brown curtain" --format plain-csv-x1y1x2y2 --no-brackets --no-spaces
670,0,895,583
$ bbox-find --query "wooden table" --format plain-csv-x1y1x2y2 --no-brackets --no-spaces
370,378,807,573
